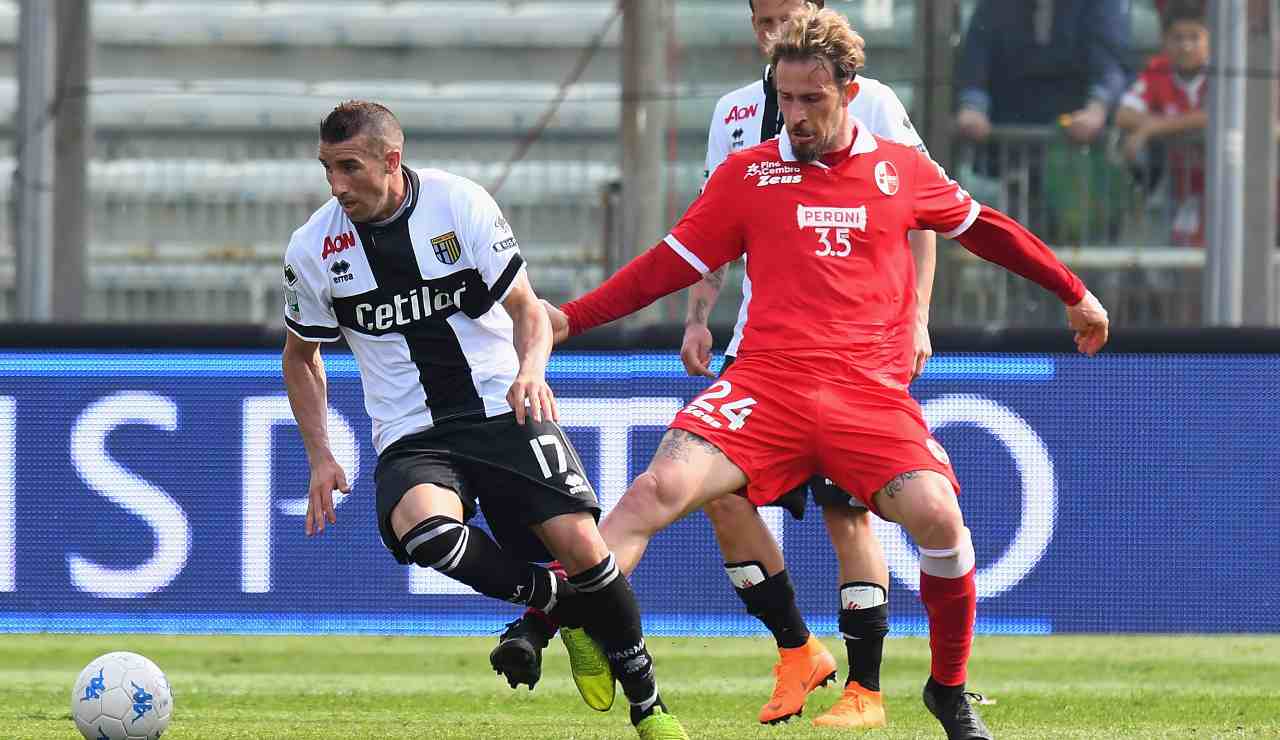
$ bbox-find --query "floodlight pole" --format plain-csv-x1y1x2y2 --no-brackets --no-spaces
621,0,672,325
54,0,91,322
1241,0,1277,325
1205,0,1248,325
15,0,56,322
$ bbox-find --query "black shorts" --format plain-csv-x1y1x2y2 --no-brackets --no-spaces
374,413,600,565
719,354,867,519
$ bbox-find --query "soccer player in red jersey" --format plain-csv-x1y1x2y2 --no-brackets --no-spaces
545,8,1109,739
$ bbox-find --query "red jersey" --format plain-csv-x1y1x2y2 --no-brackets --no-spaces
664,122,977,382
1121,55,1206,119
563,120,1083,378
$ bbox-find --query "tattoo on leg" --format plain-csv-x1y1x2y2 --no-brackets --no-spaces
876,471,919,499
655,429,723,463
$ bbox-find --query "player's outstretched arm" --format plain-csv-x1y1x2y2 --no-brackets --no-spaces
680,264,728,378
949,206,1109,356
560,241,705,337
282,331,350,535
502,272,559,425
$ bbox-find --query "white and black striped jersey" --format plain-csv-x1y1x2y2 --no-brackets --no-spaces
705,70,926,356
283,166,526,454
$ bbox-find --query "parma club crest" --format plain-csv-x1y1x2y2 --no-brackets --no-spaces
431,231,462,265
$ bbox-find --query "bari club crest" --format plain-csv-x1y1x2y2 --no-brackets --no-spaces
431,231,462,265
874,160,899,196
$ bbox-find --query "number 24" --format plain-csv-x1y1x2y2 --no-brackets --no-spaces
690,380,757,430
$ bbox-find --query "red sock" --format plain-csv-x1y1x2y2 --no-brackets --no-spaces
919,567,976,686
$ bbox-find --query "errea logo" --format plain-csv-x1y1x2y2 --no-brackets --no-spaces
564,473,592,496
330,259,353,284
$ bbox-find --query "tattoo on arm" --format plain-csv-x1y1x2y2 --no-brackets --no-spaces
689,298,709,327
875,471,919,499
655,429,723,463
703,264,728,291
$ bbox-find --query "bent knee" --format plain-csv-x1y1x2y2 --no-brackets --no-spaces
910,493,966,548
615,469,693,524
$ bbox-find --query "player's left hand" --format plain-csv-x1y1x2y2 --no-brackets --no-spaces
911,318,933,381
540,300,570,345
508,373,559,425
1066,290,1109,356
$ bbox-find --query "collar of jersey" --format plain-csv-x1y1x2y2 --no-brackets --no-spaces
363,165,420,227
778,115,878,168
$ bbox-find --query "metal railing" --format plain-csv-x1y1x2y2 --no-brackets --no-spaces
2,127,1271,328
931,126,1269,328
0,156,687,322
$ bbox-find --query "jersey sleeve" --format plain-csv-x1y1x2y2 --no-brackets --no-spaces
910,149,981,239
702,99,732,191
864,83,925,151
453,179,526,303
282,242,341,343
666,159,747,274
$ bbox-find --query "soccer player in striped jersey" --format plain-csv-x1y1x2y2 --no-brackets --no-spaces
281,101,686,739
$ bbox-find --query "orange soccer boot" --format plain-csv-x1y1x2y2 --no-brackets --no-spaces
758,635,838,724
812,680,888,729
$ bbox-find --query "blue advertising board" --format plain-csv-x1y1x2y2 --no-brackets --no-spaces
0,350,1275,635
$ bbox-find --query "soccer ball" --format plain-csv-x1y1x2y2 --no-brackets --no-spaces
70,651,172,740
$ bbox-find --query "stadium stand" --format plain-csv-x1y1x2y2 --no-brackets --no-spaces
0,0,1180,325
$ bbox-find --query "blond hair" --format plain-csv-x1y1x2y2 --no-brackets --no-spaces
767,6,866,83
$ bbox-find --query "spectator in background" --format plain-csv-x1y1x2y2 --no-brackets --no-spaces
1115,0,1208,246
955,0,1132,144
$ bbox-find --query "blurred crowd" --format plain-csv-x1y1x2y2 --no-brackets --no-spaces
952,0,1226,248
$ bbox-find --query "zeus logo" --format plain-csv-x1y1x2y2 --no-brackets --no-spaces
355,284,467,331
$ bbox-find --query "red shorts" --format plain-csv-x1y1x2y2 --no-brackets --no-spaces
668,352,959,513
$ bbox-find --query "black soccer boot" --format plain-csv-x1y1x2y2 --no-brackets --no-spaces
489,613,554,690
922,678,993,740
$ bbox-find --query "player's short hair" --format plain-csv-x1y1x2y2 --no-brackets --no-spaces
319,100,405,155
1161,0,1205,31
749,1,825,12
767,6,865,84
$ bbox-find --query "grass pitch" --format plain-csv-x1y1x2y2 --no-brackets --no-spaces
2,633,1278,739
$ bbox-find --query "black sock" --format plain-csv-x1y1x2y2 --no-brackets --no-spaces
399,516,560,612
838,581,889,691
926,675,966,699
569,554,665,724
730,564,809,649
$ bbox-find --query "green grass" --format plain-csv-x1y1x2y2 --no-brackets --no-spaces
3,633,1279,739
